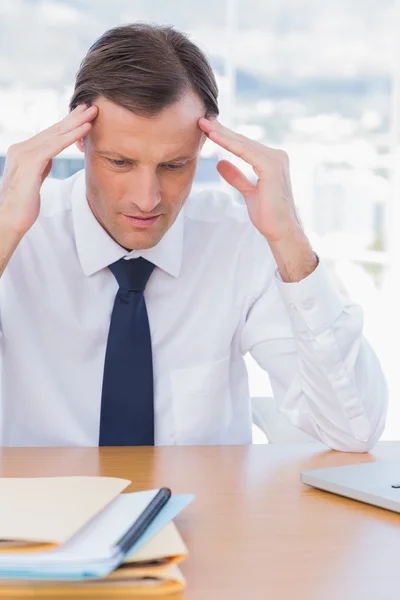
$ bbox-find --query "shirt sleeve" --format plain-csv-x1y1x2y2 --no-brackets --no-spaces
239,232,388,452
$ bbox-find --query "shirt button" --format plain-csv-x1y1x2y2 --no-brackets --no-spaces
302,299,315,310
289,303,296,310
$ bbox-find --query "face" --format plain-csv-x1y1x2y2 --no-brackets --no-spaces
76,93,206,250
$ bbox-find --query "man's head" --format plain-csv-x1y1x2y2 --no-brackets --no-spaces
70,23,219,250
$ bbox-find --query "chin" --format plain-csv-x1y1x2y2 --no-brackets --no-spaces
122,231,164,251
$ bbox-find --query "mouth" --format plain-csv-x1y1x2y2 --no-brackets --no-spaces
122,214,161,228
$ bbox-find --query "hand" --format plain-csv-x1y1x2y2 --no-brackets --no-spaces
0,104,98,235
198,117,299,243
198,117,318,282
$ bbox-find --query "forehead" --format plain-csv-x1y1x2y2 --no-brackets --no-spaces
89,93,206,160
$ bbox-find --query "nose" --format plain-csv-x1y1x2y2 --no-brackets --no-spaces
129,169,161,214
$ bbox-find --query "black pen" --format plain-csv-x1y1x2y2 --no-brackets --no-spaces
111,487,172,561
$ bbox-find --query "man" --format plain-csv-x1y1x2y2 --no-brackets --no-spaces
0,23,387,450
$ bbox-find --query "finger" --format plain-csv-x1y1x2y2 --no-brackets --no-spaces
205,126,266,172
216,160,255,197
48,104,98,138
29,105,97,158
199,117,240,140
199,117,277,160
48,121,93,158
27,105,97,151
199,118,252,146
70,103,89,114
199,117,243,145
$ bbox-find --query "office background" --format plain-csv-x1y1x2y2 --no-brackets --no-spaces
0,0,398,441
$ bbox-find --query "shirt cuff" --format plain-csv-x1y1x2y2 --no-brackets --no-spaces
275,260,345,334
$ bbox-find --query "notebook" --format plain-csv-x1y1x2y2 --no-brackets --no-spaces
0,521,188,596
0,476,194,581
301,459,400,513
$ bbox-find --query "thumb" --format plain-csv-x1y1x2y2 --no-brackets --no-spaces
216,160,255,198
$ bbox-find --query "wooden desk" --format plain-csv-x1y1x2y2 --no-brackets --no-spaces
1,442,400,599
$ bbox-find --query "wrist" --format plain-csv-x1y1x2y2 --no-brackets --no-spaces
266,224,318,283
0,203,30,239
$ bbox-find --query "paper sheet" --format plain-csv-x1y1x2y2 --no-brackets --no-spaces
0,477,130,545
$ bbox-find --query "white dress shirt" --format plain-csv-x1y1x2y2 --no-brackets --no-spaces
0,169,388,449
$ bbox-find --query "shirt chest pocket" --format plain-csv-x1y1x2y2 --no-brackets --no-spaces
170,356,232,445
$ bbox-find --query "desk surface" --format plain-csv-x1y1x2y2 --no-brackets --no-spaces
1,442,400,599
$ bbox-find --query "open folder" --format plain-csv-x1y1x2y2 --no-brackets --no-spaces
0,476,194,584
0,476,130,552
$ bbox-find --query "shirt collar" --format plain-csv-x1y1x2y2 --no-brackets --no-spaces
71,170,184,278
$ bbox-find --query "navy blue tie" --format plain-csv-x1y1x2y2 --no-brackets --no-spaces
99,257,156,446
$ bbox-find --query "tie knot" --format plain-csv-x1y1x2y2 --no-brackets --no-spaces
108,257,156,292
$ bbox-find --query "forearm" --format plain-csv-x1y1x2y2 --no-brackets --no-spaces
272,264,388,451
269,319,388,452
241,243,388,452
0,206,25,278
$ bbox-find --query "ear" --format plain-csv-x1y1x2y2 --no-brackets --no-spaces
75,138,85,153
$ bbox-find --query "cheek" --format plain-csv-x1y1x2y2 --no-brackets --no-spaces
85,175,115,221
88,163,124,207
163,174,193,211
180,166,198,197
165,165,197,194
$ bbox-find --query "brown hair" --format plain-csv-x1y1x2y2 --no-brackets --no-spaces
69,23,219,118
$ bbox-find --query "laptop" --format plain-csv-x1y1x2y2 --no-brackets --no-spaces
300,460,400,513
